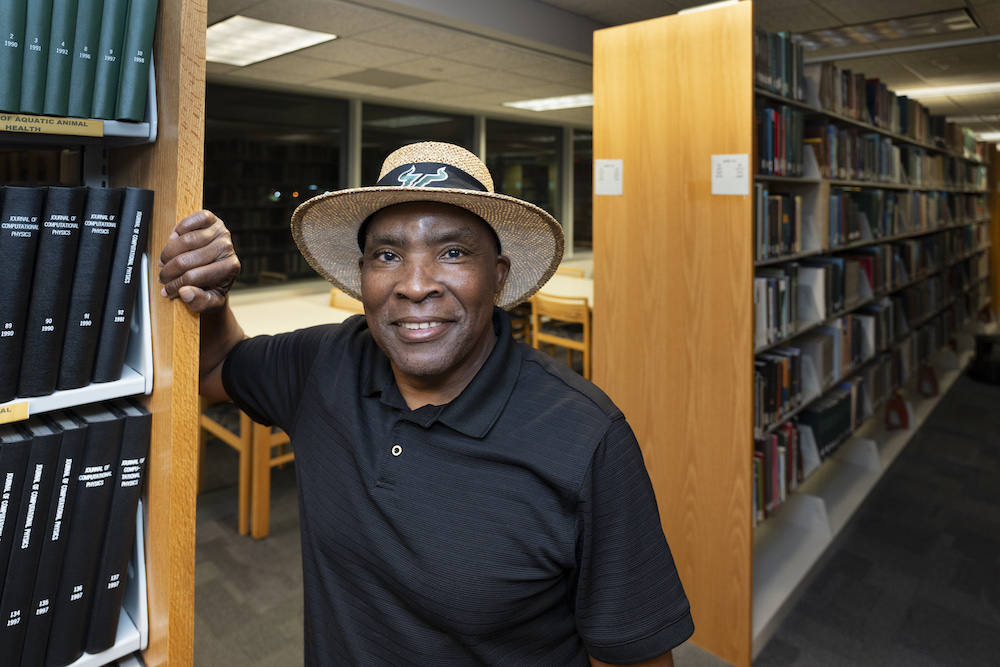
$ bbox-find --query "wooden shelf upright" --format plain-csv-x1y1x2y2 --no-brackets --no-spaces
593,5,755,666
113,0,206,663
594,4,994,667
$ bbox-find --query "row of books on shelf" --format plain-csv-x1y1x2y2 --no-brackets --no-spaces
0,185,152,403
753,28,806,103
0,0,158,121
756,184,988,261
805,123,989,189
754,238,991,350
0,398,149,667
755,101,806,177
753,297,981,524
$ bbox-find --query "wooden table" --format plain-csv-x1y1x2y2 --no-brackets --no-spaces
537,274,594,306
228,283,357,538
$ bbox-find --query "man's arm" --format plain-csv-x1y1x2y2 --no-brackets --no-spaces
590,652,674,667
158,210,243,401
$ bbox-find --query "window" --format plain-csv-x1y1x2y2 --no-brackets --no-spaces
485,120,562,221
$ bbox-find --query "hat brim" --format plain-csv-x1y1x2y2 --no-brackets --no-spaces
290,186,565,310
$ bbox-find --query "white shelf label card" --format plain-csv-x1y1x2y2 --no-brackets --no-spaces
595,159,624,196
711,153,750,196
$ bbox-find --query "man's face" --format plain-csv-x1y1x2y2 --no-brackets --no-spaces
359,201,510,393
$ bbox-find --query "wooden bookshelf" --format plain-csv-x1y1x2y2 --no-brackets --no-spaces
110,0,205,663
592,4,994,666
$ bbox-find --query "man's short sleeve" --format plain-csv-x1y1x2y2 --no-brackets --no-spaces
575,417,694,664
221,324,330,430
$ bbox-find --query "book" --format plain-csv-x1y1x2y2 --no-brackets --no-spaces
0,0,28,112
91,187,152,383
82,398,150,653
42,404,122,667
16,187,88,398
0,418,60,660
114,0,158,121
66,0,105,118
56,187,124,391
0,187,47,403
18,412,85,667
89,0,128,119
0,425,33,605
40,0,78,117
18,0,52,114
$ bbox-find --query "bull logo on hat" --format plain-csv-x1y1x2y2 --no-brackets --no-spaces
397,165,449,188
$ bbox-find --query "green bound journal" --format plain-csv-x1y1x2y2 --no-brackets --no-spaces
90,0,128,119
114,0,158,121
0,0,28,112
18,0,54,114
41,0,78,117
66,0,105,118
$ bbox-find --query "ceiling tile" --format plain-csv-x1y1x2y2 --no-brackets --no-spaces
240,0,393,36
896,42,1000,85
207,0,260,25
510,58,592,84
225,55,359,85
392,81,491,100
295,38,415,68
452,70,552,94
457,42,566,72
206,61,239,76
818,0,968,27
968,2,1000,33
945,91,1000,114
756,5,843,33
352,20,494,56
387,56,492,81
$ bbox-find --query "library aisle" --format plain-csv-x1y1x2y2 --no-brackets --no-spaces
191,368,1000,666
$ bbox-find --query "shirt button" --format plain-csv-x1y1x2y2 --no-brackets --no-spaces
391,445,402,457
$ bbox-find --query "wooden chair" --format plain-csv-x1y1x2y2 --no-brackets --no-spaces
556,266,585,278
198,400,292,538
330,287,365,314
508,302,532,342
530,292,592,379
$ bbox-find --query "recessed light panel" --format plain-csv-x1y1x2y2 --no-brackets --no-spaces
799,10,977,51
207,16,337,67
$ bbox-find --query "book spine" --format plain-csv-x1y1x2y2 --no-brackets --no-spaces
16,187,88,398
91,187,151,383
41,406,123,667
0,421,60,660
0,0,28,112
82,398,150,654
40,0,78,117
89,0,127,119
0,428,33,600
18,0,52,114
0,187,47,403
56,187,124,391
18,414,85,667
65,0,104,118
113,0,157,121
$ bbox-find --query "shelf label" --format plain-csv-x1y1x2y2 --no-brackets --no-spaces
711,153,750,195
0,402,29,425
595,159,624,196
0,113,104,138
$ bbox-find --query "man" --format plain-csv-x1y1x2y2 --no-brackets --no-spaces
160,142,693,665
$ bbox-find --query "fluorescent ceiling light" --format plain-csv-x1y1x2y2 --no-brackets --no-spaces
503,94,593,112
946,114,1000,123
799,9,977,50
977,131,1000,141
678,0,739,15
207,16,337,67
896,81,1000,98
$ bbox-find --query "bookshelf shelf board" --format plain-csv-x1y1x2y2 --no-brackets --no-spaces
754,243,990,356
825,179,985,194
754,87,983,161
754,174,822,185
752,341,981,655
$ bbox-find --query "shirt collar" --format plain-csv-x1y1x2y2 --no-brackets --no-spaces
360,308,520,438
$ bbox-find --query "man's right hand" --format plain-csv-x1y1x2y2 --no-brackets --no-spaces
159,210,241,313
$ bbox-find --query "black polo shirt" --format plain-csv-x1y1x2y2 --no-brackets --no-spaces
223,308,693,666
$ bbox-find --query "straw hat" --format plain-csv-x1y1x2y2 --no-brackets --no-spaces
290,141,564,310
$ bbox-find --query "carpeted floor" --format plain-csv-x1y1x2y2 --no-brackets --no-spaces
193,371,1000,666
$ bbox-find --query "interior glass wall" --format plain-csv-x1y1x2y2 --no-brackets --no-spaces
572,129,593,250
484,119,562,221
360,104,474,186
203,84,348,284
